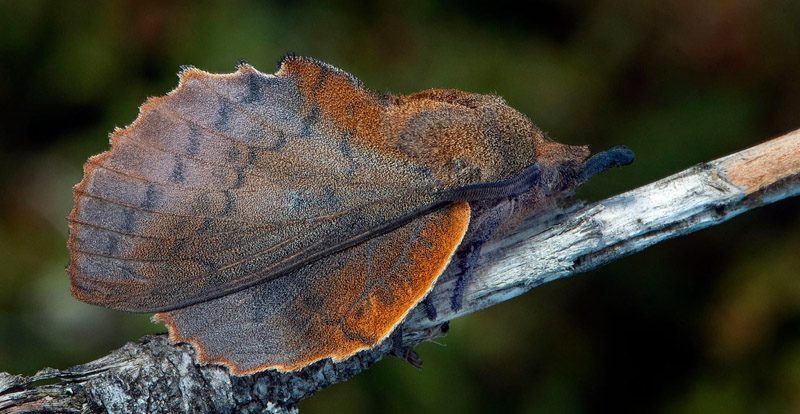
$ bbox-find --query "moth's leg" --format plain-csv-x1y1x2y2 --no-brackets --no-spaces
388,325,422,369
450,243,482,311
450,203,506,311
423,296,438,321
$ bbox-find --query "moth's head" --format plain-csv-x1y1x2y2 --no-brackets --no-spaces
386,89,587,189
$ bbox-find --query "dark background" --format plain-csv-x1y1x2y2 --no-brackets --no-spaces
2,1,800,412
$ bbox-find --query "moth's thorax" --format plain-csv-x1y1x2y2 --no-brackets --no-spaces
381,89,551,189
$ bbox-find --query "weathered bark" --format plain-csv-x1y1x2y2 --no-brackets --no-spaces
2,129,798,414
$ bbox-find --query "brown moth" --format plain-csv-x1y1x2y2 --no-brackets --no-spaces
67,55,632,374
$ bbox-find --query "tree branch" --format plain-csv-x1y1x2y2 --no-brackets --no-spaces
409,128,800,330
2,129,798,414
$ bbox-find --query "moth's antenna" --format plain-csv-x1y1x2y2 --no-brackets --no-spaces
577,145,635,183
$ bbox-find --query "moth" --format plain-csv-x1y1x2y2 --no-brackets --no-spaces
68,55,633,374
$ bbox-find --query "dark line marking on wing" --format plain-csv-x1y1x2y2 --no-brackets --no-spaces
241,72,278,104
122,208,137,233
267,130,286,151
105,234,119,255
299,106,319,138
77,181,390,230
119,129,261,186
339,132,358,179
187,124,201,157
246,147,258,167
76,190,255,227
140,183,160,208
85,159,268,197
393,225,421,288
221,191,235,216
171,156,186,183
214,99,232,131
194,217,214,235
314,65,329,92
232,169,246,190
363,236,379,286
102,262,151,284
200,77,287,139
158,105,259,153
227,147,242,163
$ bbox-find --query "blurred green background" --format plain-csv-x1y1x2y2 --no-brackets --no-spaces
1,0,800,412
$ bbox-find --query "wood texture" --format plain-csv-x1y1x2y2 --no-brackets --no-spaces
3,129,798,413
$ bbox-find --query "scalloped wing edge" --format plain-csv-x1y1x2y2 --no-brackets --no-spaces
66,62,279,304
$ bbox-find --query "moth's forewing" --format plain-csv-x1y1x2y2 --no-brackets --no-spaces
153,202,470,374
68,59,443,313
